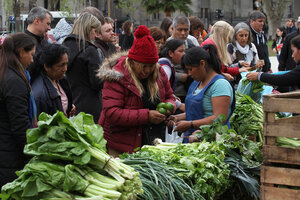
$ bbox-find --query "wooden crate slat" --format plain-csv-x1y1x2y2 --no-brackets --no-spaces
263,145,300,165
261,165,300,186
263,91,300,99
261,185,300,200
264,123,300,138
275,115,300,124
263,98,300,113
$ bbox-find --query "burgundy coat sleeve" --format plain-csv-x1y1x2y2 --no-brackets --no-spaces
102,81,149,126
222,64,240,76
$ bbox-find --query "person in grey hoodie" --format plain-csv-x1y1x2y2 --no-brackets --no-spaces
53,18,73,44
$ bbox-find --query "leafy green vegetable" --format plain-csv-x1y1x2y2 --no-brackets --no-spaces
1,112,143,200
121,142,231,200
123,158,204,200
276,137,300,148
230,93,263,142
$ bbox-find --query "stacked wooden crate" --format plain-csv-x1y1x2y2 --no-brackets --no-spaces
261,91,300,200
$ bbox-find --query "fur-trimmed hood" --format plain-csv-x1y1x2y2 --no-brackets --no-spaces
97,51,129,81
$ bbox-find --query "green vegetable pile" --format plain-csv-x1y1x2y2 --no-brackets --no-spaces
238,77,264,103
122,158,204,200
1,111,143,200
195,114,261,200
121,141,231,200
276,137,300,148
230,93,264,142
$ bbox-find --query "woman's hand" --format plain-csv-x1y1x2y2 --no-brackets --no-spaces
240,61,250,68
148,110,166,124
239,66,251,73
188,130,200,143
69,104,76,117
246,72,259,81
222,73,234,81
174,120,190,132
272,48,277,53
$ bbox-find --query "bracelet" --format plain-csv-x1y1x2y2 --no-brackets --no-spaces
190,121,194,129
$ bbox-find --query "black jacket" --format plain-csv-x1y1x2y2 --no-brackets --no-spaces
0,67,31,189
278,29,300,71
25,30,49,77
119,33,134,50
62,34,102,122
249,26,271,72
31,72,73,117
260,62,300,89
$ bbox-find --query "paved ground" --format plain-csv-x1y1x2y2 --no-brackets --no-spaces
270,56,279,73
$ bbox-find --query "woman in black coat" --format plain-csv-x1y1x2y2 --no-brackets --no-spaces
0,33,37,189
63,13,102,122
247,35,300,89
31,44,75,117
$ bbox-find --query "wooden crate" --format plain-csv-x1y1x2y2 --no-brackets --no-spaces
261,91,300,200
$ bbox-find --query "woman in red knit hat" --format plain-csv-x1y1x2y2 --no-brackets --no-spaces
97,25,176,156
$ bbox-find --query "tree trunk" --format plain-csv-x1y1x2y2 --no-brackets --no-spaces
13,0,22,32
262,0,291,40
165,9,171,17
29,0,37,10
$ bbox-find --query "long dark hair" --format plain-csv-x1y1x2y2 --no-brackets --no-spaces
182,45,222,74
276,26,286,40
160,17,172,38
159,39,184,59
0,33,37,85
291,35,300,50
30,43,69,82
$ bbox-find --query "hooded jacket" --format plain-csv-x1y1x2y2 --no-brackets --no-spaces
63,34,102,122
97,52,175,153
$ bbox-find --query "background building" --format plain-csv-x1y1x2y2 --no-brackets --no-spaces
0,0,299,36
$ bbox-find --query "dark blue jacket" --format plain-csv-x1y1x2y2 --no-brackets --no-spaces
31,72,73,117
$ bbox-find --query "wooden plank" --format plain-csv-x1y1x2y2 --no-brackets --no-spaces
263,145,300,165
264,136,276,146
261,185,300,200
263,91,300,99
261,166,300,186
263,98,300,113
275,115,300,124
264,123,300,138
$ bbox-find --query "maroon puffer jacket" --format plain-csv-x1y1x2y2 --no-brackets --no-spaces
98,53,175,153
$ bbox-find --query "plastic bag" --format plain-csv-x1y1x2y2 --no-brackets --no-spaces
165,126,182,143
237,77,263,103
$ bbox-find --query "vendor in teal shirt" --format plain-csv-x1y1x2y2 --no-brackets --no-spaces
168,45,235,143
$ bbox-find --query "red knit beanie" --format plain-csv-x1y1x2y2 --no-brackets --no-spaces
128,25,159,64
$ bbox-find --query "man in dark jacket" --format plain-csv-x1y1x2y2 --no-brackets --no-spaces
279,17,300,71
25,7,52,77
249,11,271,72
94,18,117,62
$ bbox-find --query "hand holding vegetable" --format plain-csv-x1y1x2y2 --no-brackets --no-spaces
148,110,166,124
246,72,259,81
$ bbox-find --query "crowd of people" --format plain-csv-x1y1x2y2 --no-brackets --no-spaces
1,5,300,190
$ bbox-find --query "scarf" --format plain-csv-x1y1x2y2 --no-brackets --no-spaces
24,70,38,128
236,42,250,55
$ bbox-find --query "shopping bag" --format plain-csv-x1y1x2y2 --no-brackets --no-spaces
165,126,183,143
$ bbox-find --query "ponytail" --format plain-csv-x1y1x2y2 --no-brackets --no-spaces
182,45,221,74
202,44,222,74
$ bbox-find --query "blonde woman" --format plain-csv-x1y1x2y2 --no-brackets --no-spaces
63,13,102,122
97,25,175,156
201,21,247,80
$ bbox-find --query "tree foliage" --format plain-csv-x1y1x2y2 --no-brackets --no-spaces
262,0,291,39
140,0,192,17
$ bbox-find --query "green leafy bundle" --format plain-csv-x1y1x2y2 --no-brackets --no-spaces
121,142,231,200
237,78,264,102
122,158,204,200
230,93,264,142
195,114,261,199
1,112,143,200
276,137,300,148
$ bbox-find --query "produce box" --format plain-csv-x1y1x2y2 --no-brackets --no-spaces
261,91,300,200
